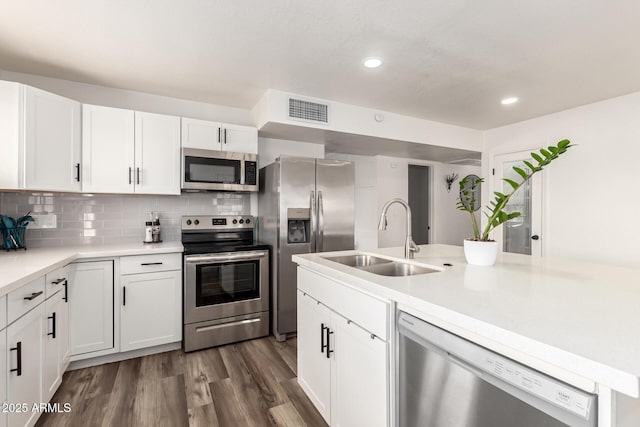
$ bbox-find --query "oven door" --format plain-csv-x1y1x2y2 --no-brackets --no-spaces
184,250,269,324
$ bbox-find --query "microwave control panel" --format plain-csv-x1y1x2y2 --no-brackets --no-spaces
245,161,257,185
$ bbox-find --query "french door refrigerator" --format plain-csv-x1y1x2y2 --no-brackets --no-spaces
259,157,355,341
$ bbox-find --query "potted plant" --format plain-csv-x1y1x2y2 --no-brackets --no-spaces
457,139,572,265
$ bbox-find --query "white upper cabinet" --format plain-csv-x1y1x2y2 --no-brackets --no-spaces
135,112,181,194
181,117,257,154
82,104,135,194
0,81,81,192
82,105,181,195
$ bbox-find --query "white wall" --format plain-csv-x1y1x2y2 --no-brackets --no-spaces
258,137,325,168
0,69,253,125
432,163,483,245
483,91,640,268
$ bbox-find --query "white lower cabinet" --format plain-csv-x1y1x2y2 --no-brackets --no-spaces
297,267,390,427
7,304,44,427
0,326,6,427
68,260,114,358
42,289,69,401
120,269,182,352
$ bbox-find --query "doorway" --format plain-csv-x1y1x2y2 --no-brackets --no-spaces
408,165,430,244
493,151,542,256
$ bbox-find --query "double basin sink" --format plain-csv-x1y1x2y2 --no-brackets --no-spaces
325,254,440,277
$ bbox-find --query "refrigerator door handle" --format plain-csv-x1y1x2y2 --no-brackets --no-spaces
318,190,324,252
309,190,317,252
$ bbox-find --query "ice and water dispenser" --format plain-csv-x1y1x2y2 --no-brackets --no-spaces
287,208,310,244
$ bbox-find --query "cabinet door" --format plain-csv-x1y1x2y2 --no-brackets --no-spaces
181,118,222,151
59,281,70,371
134,112,181,195
43,291,63,401
0,328,6,427
222,123,258,154
82,104,135,193
24,86,81,192
7,304,43,427
297,290,331,423
332,315,388,427
68,261,114,356
121,270,181,352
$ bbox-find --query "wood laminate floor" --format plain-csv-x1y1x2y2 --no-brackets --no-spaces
36,337,327,427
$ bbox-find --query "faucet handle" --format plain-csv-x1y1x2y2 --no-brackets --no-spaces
409,240,420,253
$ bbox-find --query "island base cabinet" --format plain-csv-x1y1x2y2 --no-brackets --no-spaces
297,290,331,423
7,304,43,427
42,290,68,402
297,289,389,427
68,261,114,358
120,270,182,352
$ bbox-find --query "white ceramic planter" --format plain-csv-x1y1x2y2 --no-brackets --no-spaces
463,239,499,266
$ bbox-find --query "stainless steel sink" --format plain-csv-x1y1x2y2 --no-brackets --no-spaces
326,254,393,268
360,262,440,277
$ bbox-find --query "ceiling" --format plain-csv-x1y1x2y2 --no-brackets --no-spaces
1,1,639,130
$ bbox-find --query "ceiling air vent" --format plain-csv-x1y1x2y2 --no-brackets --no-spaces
288,97,329,124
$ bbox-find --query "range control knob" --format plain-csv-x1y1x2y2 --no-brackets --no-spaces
239,219,245,224
246,219,251,224
194,219,200,225
186,219,192,226
232,219,238,224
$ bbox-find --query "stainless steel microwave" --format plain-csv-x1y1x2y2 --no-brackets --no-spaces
181,148,258,192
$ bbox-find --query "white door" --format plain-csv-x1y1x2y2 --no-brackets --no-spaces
82,104,135,193
134,112,181,195
332,315,388,427
0,328,7,427
297,291,332,423
222,123,258,154
7,304,43,427
181,118,223,151
24,86,81,192
68,261,114,356
43,291,63,401
59,282,70,371
120,270,182,352
494,151,543,256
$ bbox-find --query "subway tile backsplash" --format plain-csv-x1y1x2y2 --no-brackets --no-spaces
0,192,250,248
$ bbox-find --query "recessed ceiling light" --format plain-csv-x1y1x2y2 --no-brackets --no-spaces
363,57,383,68
501,97,519,105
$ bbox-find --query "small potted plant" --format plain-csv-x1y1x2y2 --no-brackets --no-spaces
457,139,572,265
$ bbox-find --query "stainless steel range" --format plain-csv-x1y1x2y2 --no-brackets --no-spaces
182,215,270,352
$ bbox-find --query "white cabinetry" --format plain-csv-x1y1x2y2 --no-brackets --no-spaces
68,260,114,358
119,254,182,352
181,118,258,154
82,105,181,195
6,279,46,427
0,81,81,192
297,268,390,427
0,296,7,427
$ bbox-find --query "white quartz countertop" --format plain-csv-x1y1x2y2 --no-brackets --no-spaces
0,242,183,295
293,244,640,398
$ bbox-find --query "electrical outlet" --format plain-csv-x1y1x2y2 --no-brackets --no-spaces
30,214,57,229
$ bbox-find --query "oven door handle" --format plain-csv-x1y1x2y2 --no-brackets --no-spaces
185,252,267,264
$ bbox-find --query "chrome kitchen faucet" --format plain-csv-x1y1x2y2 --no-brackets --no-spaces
378,198,420,259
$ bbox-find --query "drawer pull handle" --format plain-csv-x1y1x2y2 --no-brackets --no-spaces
140,262,163,266
23,291,43,301
51,278,66,285
326,328,334,359
63,280,68,302
321,323,328,354
10,342,22,376
48,312,57,339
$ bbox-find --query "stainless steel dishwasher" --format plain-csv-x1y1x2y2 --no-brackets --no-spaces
398,312,597,427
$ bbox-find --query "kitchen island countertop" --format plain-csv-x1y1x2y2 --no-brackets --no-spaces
0,241,183,296
293,244,640,398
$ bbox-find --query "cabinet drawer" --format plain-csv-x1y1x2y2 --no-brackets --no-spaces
298,268,389,341
7,276,45,324
120,253,181,275
45,265,69,298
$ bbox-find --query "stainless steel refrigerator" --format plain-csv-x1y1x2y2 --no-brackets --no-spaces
259,157,355,341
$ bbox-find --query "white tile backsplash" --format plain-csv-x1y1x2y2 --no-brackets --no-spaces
1,192,250,248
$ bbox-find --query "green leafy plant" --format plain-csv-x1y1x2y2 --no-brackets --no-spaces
457,139,573,241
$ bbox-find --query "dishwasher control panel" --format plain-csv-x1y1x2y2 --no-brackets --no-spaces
482,354,592,418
